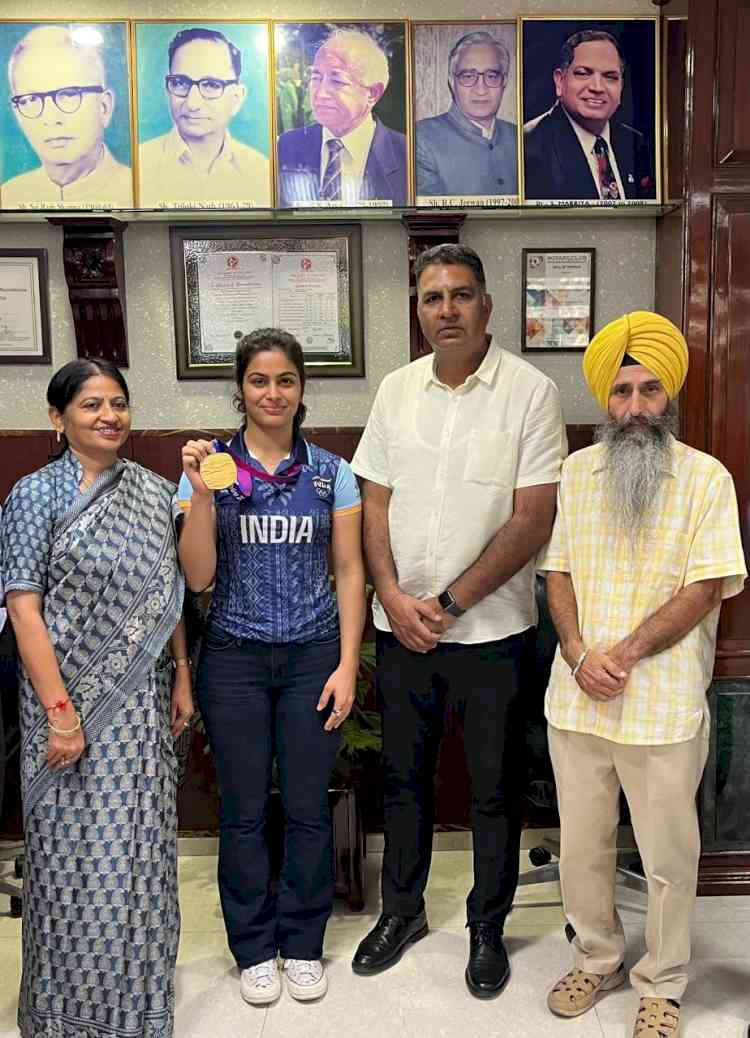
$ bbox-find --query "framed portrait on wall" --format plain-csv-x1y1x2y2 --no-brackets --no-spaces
170,223,364,379
412,21,518,207
522,248,595,352
273,21,409,209
134,21,272,209
520,16,660,206
0,249,51,364
0,21,134,209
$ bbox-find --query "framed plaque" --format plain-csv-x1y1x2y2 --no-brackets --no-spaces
170,223,364,379
522,248,595,352
0,249,51,364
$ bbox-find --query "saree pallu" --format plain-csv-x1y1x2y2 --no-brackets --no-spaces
15,461,184,1038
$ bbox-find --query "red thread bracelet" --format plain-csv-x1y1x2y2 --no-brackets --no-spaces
45,698,70,714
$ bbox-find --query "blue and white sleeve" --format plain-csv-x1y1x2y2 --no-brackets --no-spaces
333,459,362,517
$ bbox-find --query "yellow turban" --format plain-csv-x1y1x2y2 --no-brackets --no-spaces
582,311,689,410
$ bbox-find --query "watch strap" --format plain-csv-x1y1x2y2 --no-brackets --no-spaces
438,589,465,618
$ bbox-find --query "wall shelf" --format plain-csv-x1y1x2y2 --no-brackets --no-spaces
0,202,683,224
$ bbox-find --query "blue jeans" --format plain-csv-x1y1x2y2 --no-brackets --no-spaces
196,624,341,967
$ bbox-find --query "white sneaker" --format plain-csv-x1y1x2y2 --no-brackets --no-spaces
240,958,281,1005
283,958,328,1001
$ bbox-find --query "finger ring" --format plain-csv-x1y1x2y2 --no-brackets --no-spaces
332,707,342,716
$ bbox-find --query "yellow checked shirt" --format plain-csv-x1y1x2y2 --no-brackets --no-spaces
539,436,747,745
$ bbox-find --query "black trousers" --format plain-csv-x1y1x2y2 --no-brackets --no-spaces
377,628,532,928
196,625,341,967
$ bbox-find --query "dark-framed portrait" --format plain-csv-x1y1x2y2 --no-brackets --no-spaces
273,21,408,209
522,248,595,352
521,17,660,206
134,21,272,209
0,21,134,210
412,20,518,206
0,249,51,364
170,223,364,379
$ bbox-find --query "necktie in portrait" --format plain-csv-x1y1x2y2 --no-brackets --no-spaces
593,136,620,200
321,138,344,201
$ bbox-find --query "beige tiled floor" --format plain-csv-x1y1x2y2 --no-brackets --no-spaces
1,850,749,1037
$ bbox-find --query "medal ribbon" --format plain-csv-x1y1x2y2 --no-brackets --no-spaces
214,438,305,498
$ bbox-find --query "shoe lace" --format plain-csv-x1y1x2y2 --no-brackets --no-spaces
472,922,501,944
247,960,277,988
285,958,323,983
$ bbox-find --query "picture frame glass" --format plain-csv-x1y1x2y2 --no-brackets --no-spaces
522,248,595,352
170,224,364,379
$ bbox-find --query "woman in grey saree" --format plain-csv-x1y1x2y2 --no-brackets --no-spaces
0,360,189,1038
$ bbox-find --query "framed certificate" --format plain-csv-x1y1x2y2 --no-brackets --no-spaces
0,249,51,364
522,248,595,352
170,223,364,378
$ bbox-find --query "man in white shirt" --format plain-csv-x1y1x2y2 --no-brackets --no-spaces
138,27,270,207
276,28,407,207
350,244,566,995
2,25,132,209
523,29,655,202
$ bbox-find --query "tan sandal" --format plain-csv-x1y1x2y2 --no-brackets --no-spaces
633,998,681,1037
547,964,626,1018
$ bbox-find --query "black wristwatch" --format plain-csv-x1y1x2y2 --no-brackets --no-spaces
438,589,466,618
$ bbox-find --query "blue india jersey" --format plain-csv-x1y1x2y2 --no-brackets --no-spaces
177,431,360,643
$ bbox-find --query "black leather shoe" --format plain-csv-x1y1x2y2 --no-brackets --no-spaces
465,922,510,998
352,911,428,976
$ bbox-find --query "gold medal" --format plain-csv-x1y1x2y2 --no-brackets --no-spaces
200,452,238,491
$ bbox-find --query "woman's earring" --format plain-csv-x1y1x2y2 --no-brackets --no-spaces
56,429,61,443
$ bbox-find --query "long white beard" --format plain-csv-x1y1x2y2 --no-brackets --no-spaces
595,402,677,542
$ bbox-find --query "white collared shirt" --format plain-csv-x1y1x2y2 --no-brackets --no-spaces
138,126,270,206
1,144,133,207
468,117,495,141
352,342,567,643
563,109,625,200
319,116,376,203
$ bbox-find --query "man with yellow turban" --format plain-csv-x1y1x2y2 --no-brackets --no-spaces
538,312,746,1037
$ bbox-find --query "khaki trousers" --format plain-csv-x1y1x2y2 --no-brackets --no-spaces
548,723,709,1000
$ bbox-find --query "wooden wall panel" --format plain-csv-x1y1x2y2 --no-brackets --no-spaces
684,0,750,679
0,426,593,502
715,1,750,168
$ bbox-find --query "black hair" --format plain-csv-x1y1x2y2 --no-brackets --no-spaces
168,27,242,79
414,243,487,292
233,328,307,440
558,30,625,75
47,359,130,459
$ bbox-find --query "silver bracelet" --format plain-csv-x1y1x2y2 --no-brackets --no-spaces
571,648,588,678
